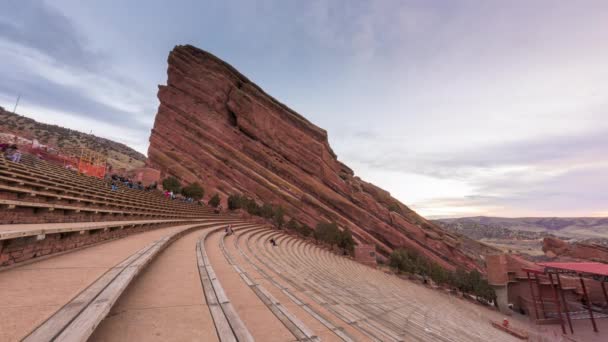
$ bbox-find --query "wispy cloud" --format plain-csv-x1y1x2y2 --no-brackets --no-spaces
0,1,153,136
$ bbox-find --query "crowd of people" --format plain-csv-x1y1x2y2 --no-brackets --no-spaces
109,174,158,192
1,144,21,163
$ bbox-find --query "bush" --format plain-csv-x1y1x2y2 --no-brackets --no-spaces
272,206,285,229
286,219,313,237
314,222,341,245
181,182,204,200
297,224,314,237
243,198,260,216
337,228,356,253
314,222,355,254
389,249,496,302
228,194,243,210
286,218,299,231
208,193,221,207
162,176,181,193
260,203,274,219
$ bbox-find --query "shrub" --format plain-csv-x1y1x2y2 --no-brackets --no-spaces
228,194,243,210
260,203,274,219
314,222,341,245
272,206,285,229
245,198,261,216
388,202,400,213
208,193,221,207
181,182,204,200
313,222,355,253
286,218,299,231
162,176,181,193
389,249,496,302
297,224,314,237
337,228,356,253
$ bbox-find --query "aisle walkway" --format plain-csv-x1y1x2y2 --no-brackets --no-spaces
90,226,220,341
205,228,295,341
0,224,199,341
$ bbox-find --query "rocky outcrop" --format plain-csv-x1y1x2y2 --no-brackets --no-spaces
543,237,608,262
148,45,481,270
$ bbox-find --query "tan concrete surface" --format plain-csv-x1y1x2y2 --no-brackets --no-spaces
242,228,372,342
90,227,219,342
225,232,342,342
205,230,294,341
0,219,205,239
0,224,192,342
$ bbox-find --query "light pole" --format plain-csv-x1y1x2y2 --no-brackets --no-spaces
12,94,21,113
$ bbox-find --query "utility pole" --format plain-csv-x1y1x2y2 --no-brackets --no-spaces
12,94,21,113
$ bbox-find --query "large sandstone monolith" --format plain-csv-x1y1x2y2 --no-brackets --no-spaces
147,45,482,270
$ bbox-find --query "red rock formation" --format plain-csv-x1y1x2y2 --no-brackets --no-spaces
148,45,480,270
543,237,608,262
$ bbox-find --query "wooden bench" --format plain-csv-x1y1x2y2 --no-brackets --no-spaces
22,221,230,342
197,226,254,342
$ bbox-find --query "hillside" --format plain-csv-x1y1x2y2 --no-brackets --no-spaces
435,216,608,257
147,45,495,271
0,107,145,170
435,216,608,240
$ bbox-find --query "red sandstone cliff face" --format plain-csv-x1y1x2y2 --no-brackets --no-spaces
543,237,608,262
148,45,480,270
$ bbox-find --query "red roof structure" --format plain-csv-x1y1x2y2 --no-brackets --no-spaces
538,262,608,277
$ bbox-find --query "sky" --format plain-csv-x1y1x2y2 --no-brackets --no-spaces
1,0,607,218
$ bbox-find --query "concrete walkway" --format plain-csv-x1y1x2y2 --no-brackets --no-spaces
90,227,220,341
0,223,197,341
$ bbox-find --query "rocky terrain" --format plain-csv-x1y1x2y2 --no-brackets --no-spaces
0,107,145,170
147,45,492,270
542,236,608,262
435,216,608,257
436,216,608,240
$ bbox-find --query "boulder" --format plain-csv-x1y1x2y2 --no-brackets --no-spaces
147,45,481,270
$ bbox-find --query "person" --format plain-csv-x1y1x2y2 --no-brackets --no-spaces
227,225,233,235
9,145,21,163
270,238,277,247
111,181,118,191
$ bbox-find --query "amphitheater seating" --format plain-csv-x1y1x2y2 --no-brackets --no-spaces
0,153,528,341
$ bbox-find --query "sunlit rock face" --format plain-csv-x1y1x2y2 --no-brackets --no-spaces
148,44,480,270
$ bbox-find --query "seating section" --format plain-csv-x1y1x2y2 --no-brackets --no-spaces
0,154,525,341
0,154,220,267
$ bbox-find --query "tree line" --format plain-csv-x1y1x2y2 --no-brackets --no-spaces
389,248,496,303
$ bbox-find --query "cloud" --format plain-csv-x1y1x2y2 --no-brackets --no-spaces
344,128,608,179
0,0,102,70
0,1,154,133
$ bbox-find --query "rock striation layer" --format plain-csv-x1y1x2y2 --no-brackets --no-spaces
148,45,480,270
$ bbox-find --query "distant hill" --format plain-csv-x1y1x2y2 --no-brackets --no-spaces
0,107,145,170
434,216,608,240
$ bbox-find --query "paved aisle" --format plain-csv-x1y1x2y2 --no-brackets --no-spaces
90,227,219,341
0,224,193,342
206,230,295,341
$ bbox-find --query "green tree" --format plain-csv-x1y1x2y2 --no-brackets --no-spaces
273,206,285,229
227,194,243,210
162,176,181,193
286,218,299,231
260,203,274,219
296,224,314,237
208,193,221,207
337,228,356,254
314,222,341,246
181,182,204,200
245,199,261,216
